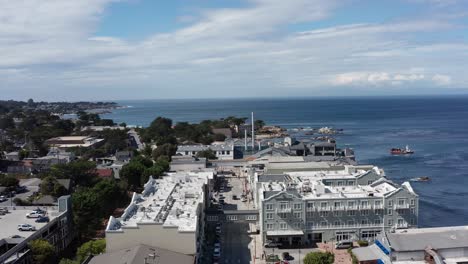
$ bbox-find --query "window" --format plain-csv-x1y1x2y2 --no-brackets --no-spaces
398,199,406,206
410,218,416,225
347,210,355,216
266,223,274,230
334,220,341,227
307,202,314,211
388,200,393,206
319,211,329,217
185,151,188,155
334,202,341,209
397,218,405,226
347,181,355,186
293,222,301,229
280,223,287,230
410,199,415,206
347,220,355,226
337,181,344,186
333,211,341,217
320,202,328,209
227,151,230,155
246,215,257,221
192,151,196,155
410,208,415,214
375,219,381,225
294,212,302,219
306,212,314,217
278,213,288,218
227,215,238,221
388,209,393,216
207,215,218,221
266,213,273,220
266,204,274,211
388,219,393,226
361,219,369,225
375,200,382,207
361,210,369,216
321,221,327,227
348,201,355,208
222,151,225,155
361,200,369,208
307,222,314,229
280,202,289,210
294,203,302,210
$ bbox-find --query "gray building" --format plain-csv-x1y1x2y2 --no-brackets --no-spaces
0,195,73,264
255,168,418,245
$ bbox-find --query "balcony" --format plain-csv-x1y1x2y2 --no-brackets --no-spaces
394,204,410,209
346,206,358,210
317,206,332,212
333,206,346,211
374,204,384,210
306,223,384,230
306,207,315,212
396,223,408,229
360,204,372,210
276,208,292,214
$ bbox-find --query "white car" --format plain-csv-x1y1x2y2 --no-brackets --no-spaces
18,224,36,231
0,196,7,202
26,212,44,218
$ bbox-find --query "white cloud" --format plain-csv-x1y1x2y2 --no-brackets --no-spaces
432,74,452,85
0,0,466,100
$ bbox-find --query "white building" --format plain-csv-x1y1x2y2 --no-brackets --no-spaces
105,171,213,259
353,225,468,264
176,144,234,160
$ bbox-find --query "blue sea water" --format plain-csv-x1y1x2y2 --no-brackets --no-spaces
103,96,468,228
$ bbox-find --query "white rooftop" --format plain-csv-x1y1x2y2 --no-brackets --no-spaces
106,171,211,233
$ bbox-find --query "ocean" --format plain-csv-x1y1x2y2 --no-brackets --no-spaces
102,96,468,228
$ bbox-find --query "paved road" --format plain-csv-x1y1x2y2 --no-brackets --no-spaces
222,222,253,264
128,129,144,151
0,178,40,207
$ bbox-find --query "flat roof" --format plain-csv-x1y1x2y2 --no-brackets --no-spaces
0,207,60,241
352,244,384,261
388,226,468,251
107,171,212,233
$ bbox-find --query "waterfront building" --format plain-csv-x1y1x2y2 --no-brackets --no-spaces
176,144,234,160
255,168,418,245
353,225,468,264
0,196,73,264
105,171,213,260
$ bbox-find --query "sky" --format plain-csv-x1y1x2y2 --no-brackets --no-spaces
1,0,468,101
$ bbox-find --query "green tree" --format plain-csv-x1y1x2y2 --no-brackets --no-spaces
29,239,55,264
59,259,79,264
120,161,146,189
0,117,14,130
49,160,97,187
72,189,100,240
0,175,19,187
254,119,265,129
303,251,334,264
213,133,227,142
196,149,217,160
152,143,176,160
76,239,106,262
133,155,153,168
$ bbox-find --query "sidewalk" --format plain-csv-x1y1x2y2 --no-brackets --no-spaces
317,242,353,264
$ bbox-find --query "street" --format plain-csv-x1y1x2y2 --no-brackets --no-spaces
0,178,40,207
221,222,253,264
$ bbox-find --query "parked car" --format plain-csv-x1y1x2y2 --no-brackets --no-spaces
26,212,44,218
35,216,50,223
215,226,221,234
10,235,25,239
213,247,221,259
335,241,353,249
18,224,36,231
0,196,7,202
282,252,294,261
264,241,282,248
32,208,46,214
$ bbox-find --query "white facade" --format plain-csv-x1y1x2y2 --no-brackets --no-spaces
105,172,211,256
176,144,234,160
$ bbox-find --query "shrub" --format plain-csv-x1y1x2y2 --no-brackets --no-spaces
357,240,369,247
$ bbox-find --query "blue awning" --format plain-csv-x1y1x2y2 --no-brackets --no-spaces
375,240,390,255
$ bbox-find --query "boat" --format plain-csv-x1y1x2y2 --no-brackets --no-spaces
410,176,430,182
391,145,414,155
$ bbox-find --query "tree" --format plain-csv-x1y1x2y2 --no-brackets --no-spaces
254,119,265,129
59,259,79,264
76,239,106,263
120,161,146,189
133,155,153,168
0,175,19,187
196,149,217,160
303,252,334,264
0,117,14,130
49,160,97,187
152,143,176,160
29,239,55,264
40,176,68,197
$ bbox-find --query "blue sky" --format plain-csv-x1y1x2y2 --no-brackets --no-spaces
1,0,467,101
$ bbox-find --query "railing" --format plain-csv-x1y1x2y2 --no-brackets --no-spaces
360,204,372,210
333,206,346,211
374,204,384,209
276,208,292,214
306,223,384,230
394,204,410,209
317,206,332,211
305,207,315,212
396,223,408,229
346,205,358,210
